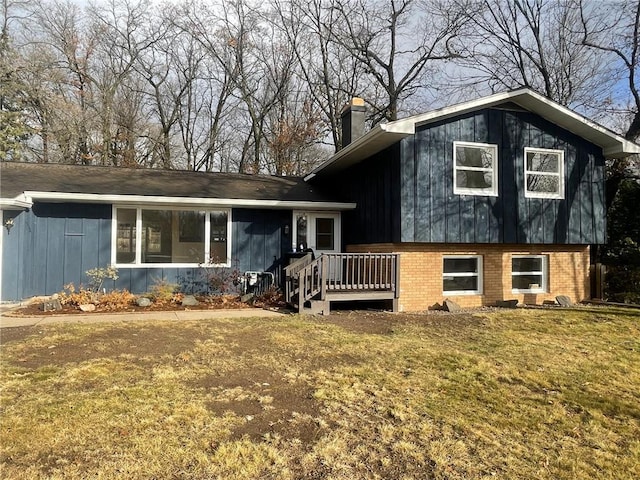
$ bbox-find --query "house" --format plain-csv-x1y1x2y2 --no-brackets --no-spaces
0,164,354,302
306,89,640,311
1,88,639,311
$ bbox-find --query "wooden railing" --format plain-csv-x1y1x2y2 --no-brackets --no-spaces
284,253,313,306
285,253,400,311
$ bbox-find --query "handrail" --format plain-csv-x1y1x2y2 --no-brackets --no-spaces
287,253,400,310
284,253,313,305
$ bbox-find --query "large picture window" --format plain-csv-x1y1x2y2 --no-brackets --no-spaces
512,255,548,293
113,207,230,267
524,148,564,199
443,255,483,295
453,141,498,196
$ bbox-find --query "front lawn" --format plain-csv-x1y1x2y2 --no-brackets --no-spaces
1,307,639,479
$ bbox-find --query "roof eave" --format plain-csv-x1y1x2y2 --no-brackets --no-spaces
309,88,640,177
306,123,414,180
22,191,357,210
0,196,33,209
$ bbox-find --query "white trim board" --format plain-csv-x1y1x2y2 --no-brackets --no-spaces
309,88,640,178
20,191,356,211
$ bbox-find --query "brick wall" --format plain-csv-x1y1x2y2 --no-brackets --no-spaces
346,243,590,312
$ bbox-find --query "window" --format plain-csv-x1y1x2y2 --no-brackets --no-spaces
512,255,548,293
113,207,230,267
453,141,498,196
443,255,483,295
524,148,564,199
315,217,334,250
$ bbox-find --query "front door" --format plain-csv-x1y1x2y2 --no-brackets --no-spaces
293,212,341,255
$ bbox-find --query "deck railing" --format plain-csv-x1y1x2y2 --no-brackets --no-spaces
285,252,400,310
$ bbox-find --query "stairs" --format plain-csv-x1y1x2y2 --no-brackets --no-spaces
284,253,400,315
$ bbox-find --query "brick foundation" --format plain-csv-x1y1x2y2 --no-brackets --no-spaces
346,243,590,312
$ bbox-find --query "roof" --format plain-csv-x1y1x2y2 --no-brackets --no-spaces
307,88,640,179
0,162,354,210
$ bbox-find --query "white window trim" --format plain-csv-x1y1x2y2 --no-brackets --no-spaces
443,255,483,295
453,141,499,197
292,211,341,253
511,254,548,293
111,205,232,268
524,147,565,199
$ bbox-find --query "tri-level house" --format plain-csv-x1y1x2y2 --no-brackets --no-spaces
2,88,639,311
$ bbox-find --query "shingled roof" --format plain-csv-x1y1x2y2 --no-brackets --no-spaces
0,162,350,209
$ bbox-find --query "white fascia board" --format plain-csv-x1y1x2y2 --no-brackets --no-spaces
306,124,413,179
23,191,356,210
0,197,33,209
310,88,640,178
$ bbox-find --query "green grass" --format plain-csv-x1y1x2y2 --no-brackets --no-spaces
1,307,639,479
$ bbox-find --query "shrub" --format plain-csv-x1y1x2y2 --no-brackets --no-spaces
148,278,180,304
199,257,242,294
85,266,119,293
59,283,135,309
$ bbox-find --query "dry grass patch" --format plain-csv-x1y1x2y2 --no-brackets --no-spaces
1,307,639,479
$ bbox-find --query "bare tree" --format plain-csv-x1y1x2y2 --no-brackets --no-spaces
450,0,607,109
328,0,466,123
577,0,640,210
578,0,639,141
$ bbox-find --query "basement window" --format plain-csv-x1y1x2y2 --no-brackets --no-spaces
524,148,564,199
512,255,548,293
443,255,483,295
453,142,498,196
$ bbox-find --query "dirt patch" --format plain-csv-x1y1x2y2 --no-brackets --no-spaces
199,368,327,445
307,308,492,335
0,325,39,345
3,324,202,369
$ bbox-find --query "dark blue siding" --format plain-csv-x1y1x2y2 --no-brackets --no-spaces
2,204,293,301
1,203,113,301
397,108,606,245
320,145,401,245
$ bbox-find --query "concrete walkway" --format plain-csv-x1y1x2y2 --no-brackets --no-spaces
0,307,286,328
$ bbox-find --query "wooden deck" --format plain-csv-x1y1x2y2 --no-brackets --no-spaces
284,253,400,314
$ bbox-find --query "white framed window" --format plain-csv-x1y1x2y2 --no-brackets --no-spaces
453,141,498,196
111,206,231,268
524,147,564,199
443,255,483,295
512,255,548,293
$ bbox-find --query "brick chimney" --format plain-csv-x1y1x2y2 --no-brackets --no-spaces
340,97,366,148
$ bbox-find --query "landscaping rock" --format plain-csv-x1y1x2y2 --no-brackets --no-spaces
495,299,518,308
181,295,199,306
555,295,573,307
240,293,255,303
79,304,96,312
41,299,62,311
136,297,152,307
443,299,461,312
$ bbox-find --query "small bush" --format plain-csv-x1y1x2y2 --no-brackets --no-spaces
85,266,119,293
148,278,180,304
200,257,242,294
59,283,135,309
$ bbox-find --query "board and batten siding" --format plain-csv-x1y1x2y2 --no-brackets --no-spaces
399,107,606,245
1,203,292,301
320,144,402,247
2,203,111,301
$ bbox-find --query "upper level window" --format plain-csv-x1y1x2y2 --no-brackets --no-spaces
453,141,498,196
524,148,564,199
443,255,483,295
113,207,230,267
